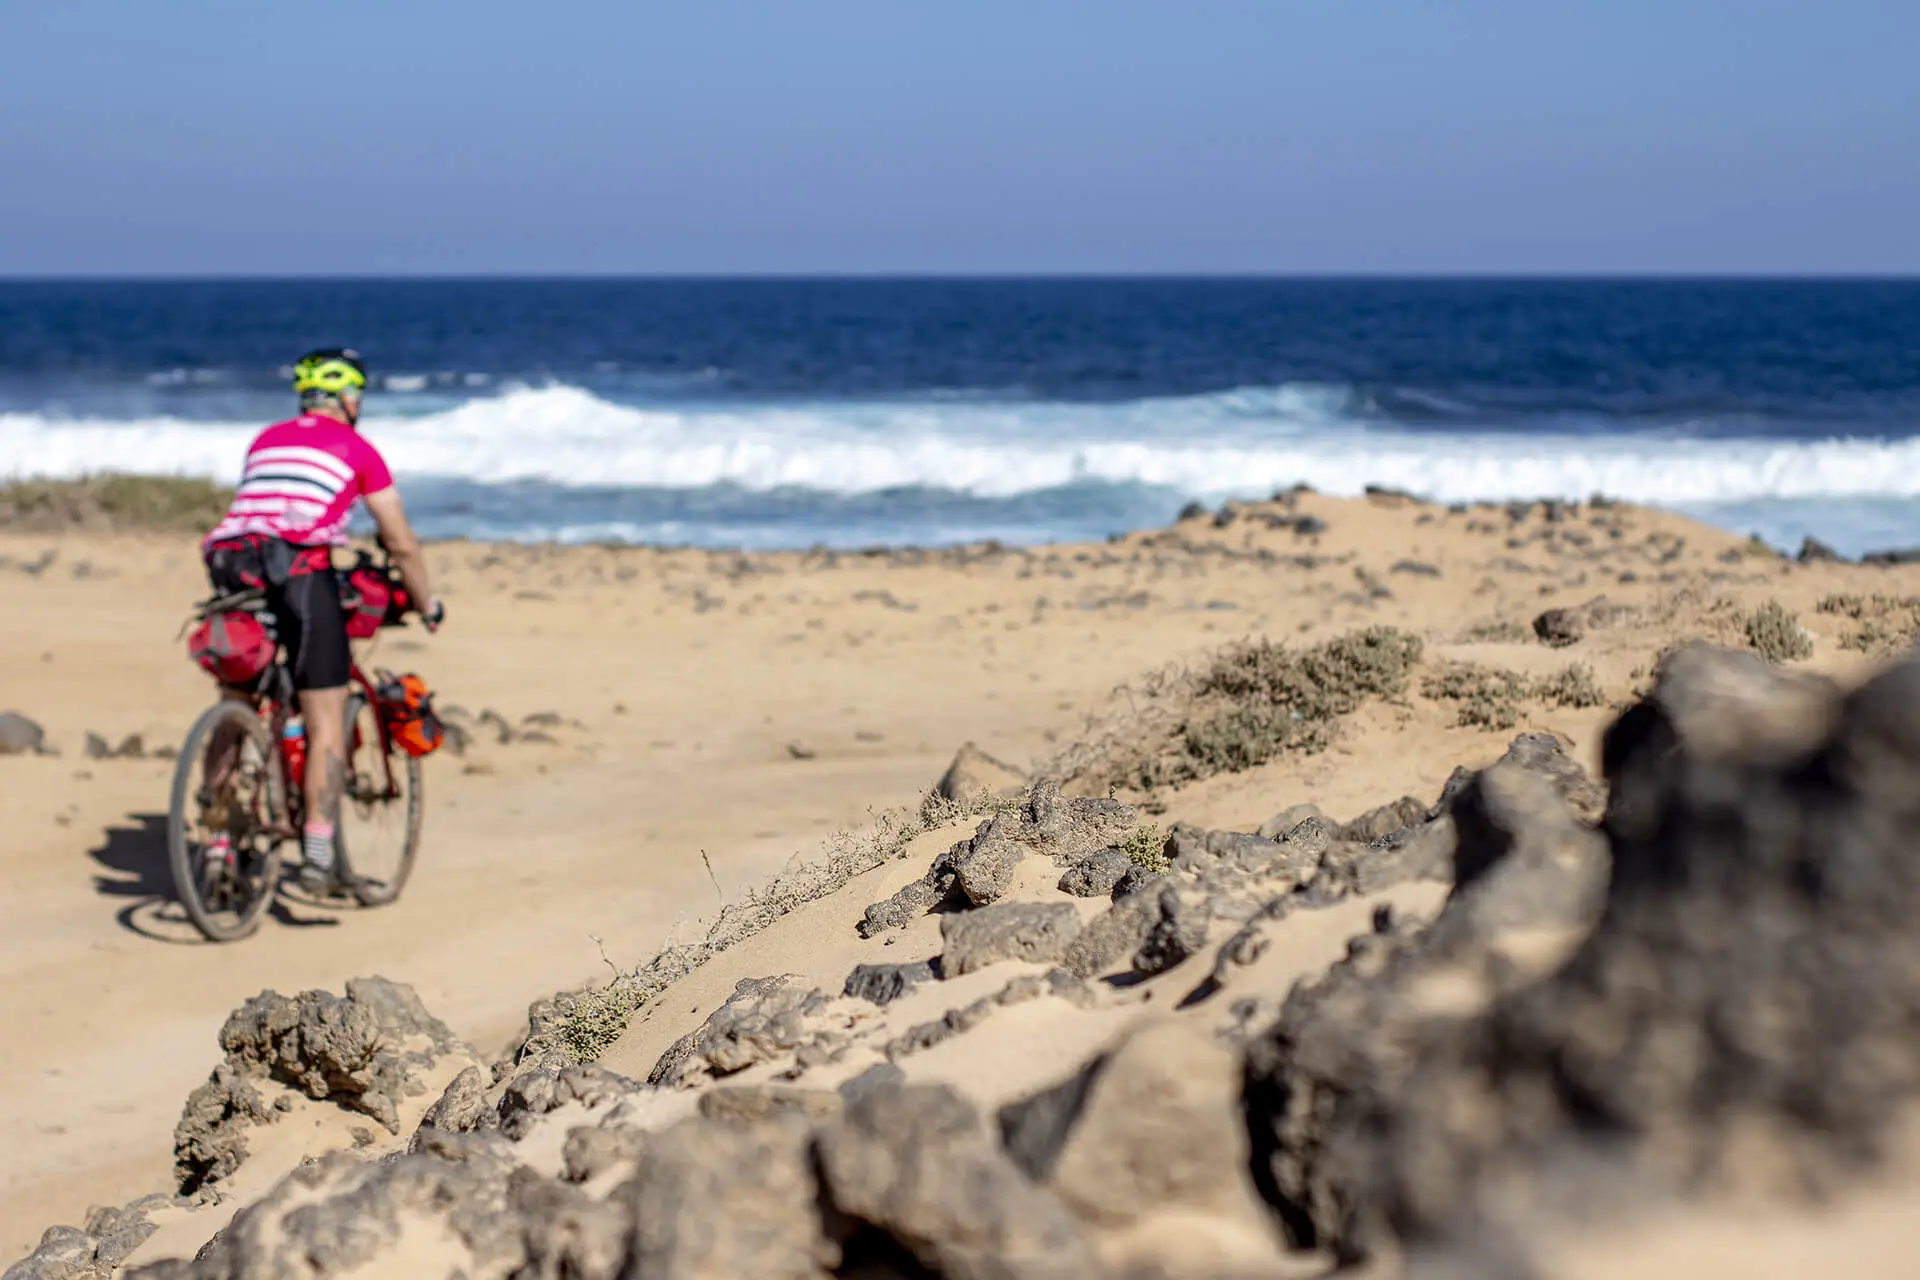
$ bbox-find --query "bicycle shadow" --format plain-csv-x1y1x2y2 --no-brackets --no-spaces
88,813,341,942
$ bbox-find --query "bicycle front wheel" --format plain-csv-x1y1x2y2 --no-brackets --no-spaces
337,693,423,907
167,700,284,941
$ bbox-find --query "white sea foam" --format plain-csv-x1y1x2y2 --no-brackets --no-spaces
4,383,1920,508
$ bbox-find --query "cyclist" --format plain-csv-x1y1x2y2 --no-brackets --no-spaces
201,349,443,896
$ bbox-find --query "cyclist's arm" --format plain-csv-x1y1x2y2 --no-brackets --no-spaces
363,487,439,624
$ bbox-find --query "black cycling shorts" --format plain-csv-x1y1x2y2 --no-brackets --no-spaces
204,537,352,692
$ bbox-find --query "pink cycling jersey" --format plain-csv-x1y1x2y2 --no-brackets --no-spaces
204,415,394,549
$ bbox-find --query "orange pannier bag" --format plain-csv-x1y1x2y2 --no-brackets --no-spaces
373,672,445,757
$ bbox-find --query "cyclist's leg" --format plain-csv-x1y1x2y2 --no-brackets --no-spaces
299,685,349,833
276,561,353,887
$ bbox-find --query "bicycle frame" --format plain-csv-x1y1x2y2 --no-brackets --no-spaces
191,570,413,838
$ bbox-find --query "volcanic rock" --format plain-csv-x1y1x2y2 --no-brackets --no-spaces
815,1080,1097,1278
934,741,1028,802
0,711,47,755
1057,847,1131,897
1244,644,1920,1266
860,780,1136,933
843,959,938,1006
648,975,832,1088
940,902,1081,976
174,976,468,1192
624,1113,832,1277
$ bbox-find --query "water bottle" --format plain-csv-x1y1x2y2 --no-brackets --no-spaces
281,720,307,785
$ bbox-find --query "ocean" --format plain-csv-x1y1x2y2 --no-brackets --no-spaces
3,278,1918,554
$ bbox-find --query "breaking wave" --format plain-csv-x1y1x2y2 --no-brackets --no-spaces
6,384,1920,509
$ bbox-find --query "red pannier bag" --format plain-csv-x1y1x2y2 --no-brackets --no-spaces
374,672,445,757
188,611,274,685
339,565,392,639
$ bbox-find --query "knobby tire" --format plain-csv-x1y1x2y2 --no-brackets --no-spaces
167,700,283,942
336,692,423,907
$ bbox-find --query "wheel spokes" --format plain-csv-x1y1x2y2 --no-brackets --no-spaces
187,732,278,920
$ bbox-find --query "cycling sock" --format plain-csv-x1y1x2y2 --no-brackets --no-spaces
302,821,336,870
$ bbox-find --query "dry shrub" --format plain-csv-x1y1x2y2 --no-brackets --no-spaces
1035,627,1424,794
1421,662,1531,730
1534,662,1605,709
1460,619,1533,644
1816,594,1920,655
1422,661,1606,730
1739,599,1813,663
1156,628,1424,786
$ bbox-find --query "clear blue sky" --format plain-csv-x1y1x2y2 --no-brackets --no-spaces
3,0,1915,275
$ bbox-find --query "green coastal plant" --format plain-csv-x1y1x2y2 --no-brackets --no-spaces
1119,823,1167,874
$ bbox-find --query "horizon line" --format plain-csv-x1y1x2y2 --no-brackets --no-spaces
4,270,1920,285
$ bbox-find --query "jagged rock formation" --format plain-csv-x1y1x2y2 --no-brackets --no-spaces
172,976,475,1192
6,1198,173,1280
939,902,1081,975
859,781,1135,935
1055,847,1130,897
818,1082,1098,1277
1245,645,1920,1268
99,737,1598,1277
842,960,937,1006
647,976,839,1089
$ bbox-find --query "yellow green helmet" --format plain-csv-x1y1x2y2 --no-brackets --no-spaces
292,348,368,396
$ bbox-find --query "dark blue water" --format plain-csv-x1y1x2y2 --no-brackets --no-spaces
4,279,1918,550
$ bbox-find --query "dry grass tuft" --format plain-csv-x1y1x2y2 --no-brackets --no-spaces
549,790,1012,1063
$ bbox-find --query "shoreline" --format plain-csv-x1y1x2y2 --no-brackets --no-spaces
4,473,1918,565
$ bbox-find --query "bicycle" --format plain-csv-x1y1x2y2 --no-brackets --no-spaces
168,552,427,942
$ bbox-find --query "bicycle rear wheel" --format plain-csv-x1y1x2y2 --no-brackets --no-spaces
168,700,285,941
337,692,423,907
